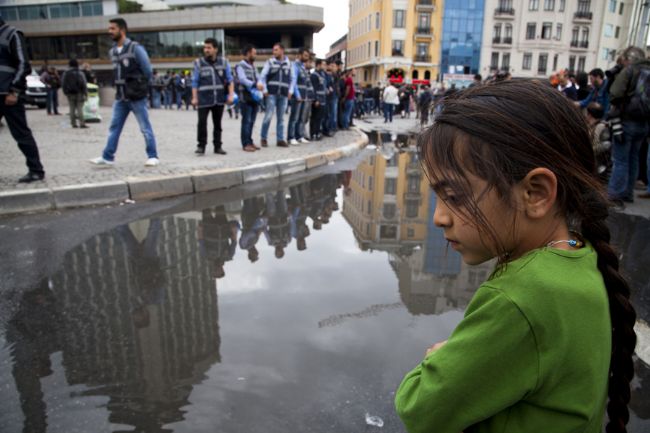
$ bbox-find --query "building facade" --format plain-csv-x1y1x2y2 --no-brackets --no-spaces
2,0,324,83
480,0,649,78
346,0,443,86
440,0,485,78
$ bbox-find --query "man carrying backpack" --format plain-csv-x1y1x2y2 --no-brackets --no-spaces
607,46,650,203
62,58,88,128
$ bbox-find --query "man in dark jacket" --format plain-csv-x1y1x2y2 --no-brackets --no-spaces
0,16,46,183
62,58,88,128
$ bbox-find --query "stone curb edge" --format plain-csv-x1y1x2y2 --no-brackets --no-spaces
0,129,369,217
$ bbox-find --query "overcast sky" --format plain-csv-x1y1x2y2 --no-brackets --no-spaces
289,0,349,57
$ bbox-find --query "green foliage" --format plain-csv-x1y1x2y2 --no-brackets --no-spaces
118,0,143,14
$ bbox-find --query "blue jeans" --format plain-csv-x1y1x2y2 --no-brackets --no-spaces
46,88,59,114
288,99,306,140
176,90,183,109
342,99,354,129
163,90,172,108
240,101,258,147
608,120,650,200
327,98,338,132
383,103,394,122
261,94,288,142
103,98,158,162
151,89,161,108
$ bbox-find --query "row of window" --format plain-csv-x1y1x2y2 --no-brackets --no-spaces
526,0,568,12
494,21,620,45
349,11,433,40
491,51,588,74
0,1,102,21
350,12,380,40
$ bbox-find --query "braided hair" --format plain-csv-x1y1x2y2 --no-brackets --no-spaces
418,79,637,432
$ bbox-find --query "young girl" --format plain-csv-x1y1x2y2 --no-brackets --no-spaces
395,80,637,433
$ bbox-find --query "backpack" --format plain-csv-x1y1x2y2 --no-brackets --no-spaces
62,70,84,95
624,65,650,120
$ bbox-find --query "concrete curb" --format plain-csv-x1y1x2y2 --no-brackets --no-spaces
0,128,368,216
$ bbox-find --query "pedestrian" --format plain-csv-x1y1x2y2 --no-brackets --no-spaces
585,102,612,182
81,62,97,85
151,70,163,108
236,44,261,152
41,66,61,115
61,58,88,129
325,60,339,135
183,72,193,110
174,71,185,109
287,48,312,145
89,17,159,167
417,84,432,127
191,37,235,156
341,70,355,129
607,46,650,202
310,58,327,140
382,82,398,123
163,70,172,109
300,56,315,141
258,42,295,148
395,80,635,433
557,69,578,100
577,68,610,116
0,16,46,183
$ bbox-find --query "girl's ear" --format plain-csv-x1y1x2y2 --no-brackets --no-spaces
519,168,558,220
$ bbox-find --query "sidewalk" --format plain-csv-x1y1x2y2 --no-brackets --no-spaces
0,106,367,215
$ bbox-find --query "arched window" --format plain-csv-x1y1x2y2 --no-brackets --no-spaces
412,70,419,80
424,70,431,80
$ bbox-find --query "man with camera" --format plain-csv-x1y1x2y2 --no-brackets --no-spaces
90,18,159,167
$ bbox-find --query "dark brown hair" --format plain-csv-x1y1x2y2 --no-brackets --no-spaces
418,80,636,433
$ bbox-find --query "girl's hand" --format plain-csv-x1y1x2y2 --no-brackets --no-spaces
425,340,447,357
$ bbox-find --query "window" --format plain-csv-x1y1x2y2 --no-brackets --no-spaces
502,53,510,70
384,178,397,194
569,55,576,71
491,52,500,68
406,201,419,218
504,24,513,40
379,225,397,239
577,0,591,14
523,52,532,70
602,48,610,60
393,10,405,28
368,41,371,58
367,201,372,215
581,27,589,43
526,23,537,40
374,41,379,56
544,0,555,11
615,26,621,38
391,40,404,56
553,54,558,71
407,228,415,238
529,0,539,11
407,175,420,193
383,203,396,219
542,22,553,39
493,24,502,43
608,0,617,12
604,24,614,37
571,26,580,44
559,0,565,11
376,12,381,29
538,53,548,74
418,13,431,29
578,56,586,72
556,24,563,40
416,42,429,56
369,176,374,191
619,2,624,14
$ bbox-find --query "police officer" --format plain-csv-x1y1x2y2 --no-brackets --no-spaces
288,48,312,146
236,44,261,152
310,59,328,140
90,17,159,167
0,15,46,183
191,37,234,155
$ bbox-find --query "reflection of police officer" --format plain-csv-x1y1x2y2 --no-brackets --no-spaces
239,196,266,263
200,205,239,278
191,38,235,155
289,184,311,251
0,17,46,183
265,191,291,258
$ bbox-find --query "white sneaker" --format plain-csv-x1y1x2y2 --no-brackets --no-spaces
298,137,310,144
289,138,299,146
89,157,115,167
144,157,160,167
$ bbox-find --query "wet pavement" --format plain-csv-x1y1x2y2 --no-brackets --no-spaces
0,144,649,433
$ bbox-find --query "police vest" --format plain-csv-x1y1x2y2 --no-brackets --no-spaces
312,71,327,104
266,57,291,97
0,23,19,94
295,61,310,98
236,60,257,93
110,40,145,100
195,56,227,108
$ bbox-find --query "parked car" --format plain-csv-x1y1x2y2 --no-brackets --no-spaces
23,71,47,108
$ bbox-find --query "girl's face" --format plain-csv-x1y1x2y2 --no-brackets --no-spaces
431,170,518,265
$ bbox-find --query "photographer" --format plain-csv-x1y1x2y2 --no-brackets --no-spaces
607,46,650,203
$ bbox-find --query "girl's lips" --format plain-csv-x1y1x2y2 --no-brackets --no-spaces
447,239,460,249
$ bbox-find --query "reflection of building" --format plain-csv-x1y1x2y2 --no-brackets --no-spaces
8,216,221,432
440,0,485,76
346,0,443,86
2,0,323,82
342,148,430,254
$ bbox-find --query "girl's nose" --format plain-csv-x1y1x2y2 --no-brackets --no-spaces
433,201,451,228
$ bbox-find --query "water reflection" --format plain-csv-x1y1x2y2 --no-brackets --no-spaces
1,148,649,432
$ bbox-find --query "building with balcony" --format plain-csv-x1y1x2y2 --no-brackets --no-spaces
1,0,324,83
480,0,649,78
346,0,443,87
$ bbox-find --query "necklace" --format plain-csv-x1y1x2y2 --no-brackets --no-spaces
546,239,584,248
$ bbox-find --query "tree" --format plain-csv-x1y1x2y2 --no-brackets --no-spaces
118,0,142,14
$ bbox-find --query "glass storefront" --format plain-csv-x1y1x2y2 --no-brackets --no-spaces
0,1,103,21
440,0,485,75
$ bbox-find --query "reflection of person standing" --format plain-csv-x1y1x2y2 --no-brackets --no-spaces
89,17,159,167
191,37,234,156
0,17,46,183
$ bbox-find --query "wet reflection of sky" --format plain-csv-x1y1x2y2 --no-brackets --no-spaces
0,150,649,433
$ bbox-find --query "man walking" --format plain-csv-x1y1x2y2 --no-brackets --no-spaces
61,58,88,129
191,37,234,155
90,18,159,167
0,15,46,183
310,59,327,140
236,44,261,152
288,48,311,146
258,43,295,148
